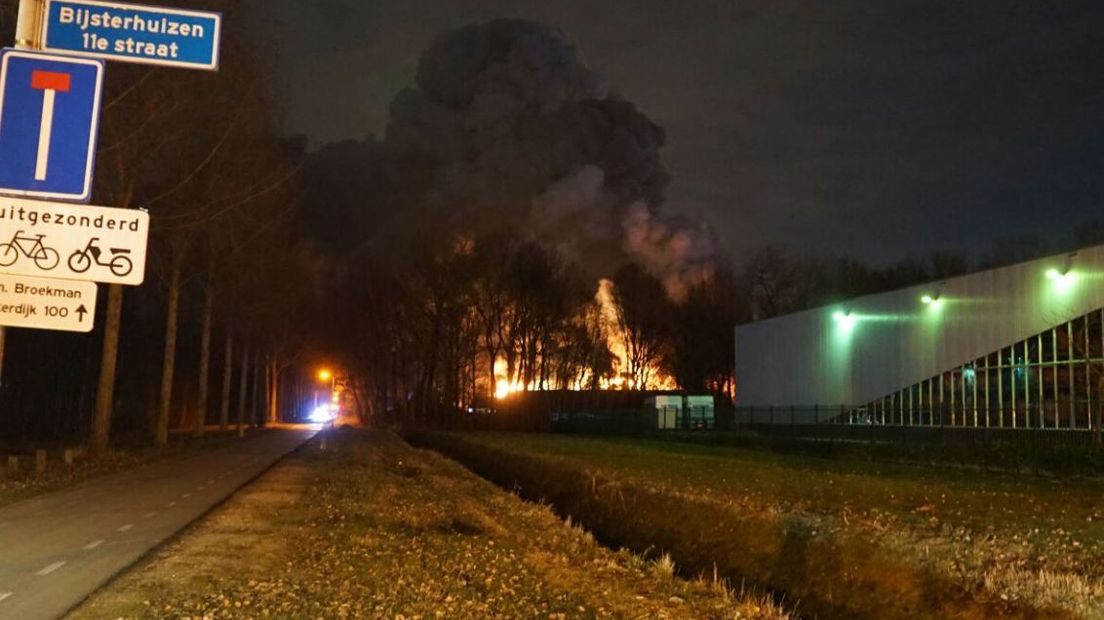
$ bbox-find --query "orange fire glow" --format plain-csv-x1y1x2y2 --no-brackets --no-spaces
490,280,675,398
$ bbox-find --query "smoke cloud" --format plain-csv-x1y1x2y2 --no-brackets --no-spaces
382,18,716,298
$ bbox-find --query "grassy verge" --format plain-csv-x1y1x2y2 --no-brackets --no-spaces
68,428,788,620
0,429,267,510
412,432,1104,620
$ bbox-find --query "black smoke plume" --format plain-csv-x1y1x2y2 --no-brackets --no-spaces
311,19,716,297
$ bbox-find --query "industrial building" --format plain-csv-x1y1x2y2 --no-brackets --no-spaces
734,245,1104,430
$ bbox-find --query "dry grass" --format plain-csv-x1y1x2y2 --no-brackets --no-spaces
68,429,789,620
416,432,1104,620
983,568,1104,618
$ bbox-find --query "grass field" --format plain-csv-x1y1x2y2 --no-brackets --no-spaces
415,432,1104,620
69,429,786,619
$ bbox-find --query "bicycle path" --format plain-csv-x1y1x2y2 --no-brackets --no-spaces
0,427,315,620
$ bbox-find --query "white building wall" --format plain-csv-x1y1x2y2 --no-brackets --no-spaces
735,245,1104,407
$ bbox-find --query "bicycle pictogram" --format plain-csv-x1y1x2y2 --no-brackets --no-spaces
68,238,133,277
0,230,60,270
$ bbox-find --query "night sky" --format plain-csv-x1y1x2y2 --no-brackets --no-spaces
246,0,1104,264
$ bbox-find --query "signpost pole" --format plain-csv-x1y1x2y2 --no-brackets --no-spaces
15,0,45,50
0,0,45,389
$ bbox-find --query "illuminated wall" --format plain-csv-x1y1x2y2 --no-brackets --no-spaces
735,244,1104,409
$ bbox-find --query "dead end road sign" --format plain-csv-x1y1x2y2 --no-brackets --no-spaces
0,272,96,332
0,48,104,204
0,195,150,286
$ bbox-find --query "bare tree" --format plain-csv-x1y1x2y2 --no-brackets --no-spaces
610,264,671,389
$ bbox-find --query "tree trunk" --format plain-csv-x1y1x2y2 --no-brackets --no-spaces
219,324,234,430
91,284,125,454
236,337,250,437
249,351,261,427
154,256,183,447
194,280,214,437
267,358,279,424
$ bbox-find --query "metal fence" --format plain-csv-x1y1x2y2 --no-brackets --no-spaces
730,422,1099,451
857,308,1103,431
552,406,715,434
548,403,1101,454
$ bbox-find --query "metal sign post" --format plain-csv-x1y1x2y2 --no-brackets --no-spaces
15,0,45,51
0,0,42,370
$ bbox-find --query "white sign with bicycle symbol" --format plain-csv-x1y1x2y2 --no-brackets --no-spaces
0,195,149,285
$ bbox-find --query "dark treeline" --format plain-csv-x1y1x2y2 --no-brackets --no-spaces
0,2,315,448
315,212,1104,426
316,234,741,426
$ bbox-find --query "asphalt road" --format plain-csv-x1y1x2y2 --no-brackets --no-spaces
0,427,315,620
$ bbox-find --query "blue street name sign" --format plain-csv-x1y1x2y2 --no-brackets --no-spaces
0,49,104,204
42,0,222,71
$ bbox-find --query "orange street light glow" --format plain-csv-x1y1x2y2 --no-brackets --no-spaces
318,369,333,382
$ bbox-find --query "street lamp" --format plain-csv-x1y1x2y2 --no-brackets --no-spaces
312,368,337,422
311,367,340,435
318,368,336,399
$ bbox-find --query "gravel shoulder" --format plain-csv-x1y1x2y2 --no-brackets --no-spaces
67,428,787,620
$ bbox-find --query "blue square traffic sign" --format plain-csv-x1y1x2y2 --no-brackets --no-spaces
0,48,104,203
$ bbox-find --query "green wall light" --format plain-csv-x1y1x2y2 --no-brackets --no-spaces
832,309,856,331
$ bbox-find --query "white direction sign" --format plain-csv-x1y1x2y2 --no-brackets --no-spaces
0,196,149,286
0,273,96,332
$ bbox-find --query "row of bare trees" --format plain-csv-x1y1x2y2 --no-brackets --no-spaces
322,231,742,424
0,2,313,450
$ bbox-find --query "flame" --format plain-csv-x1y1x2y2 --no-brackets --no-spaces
487,280,676,397
493,358,526,399
594,279,675,391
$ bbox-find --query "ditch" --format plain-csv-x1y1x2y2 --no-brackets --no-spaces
411,432,1081,620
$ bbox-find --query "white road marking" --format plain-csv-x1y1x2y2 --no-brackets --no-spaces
181,493,191,499
195,486,205,492
117,524,133,533
36,561,65,576
0,592,12,603
83,540,104,551
143,511,157,519
167,501,177,507
207,479,215,484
